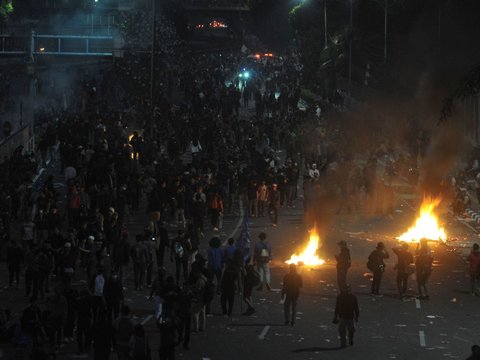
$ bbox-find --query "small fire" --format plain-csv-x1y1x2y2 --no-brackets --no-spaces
286,225,325,266
397,197,447,243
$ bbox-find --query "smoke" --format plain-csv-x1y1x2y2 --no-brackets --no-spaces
420,122,469,197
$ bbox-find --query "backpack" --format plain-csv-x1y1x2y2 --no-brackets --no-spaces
203,278,215,303
174,242,184,259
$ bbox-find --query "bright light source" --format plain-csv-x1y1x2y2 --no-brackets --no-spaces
243,71,250,79
39,47,45,52
239,73,243,78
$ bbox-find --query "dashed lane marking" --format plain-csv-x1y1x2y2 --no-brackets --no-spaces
419,331,426,347
258,325,270,340
415,299,421,309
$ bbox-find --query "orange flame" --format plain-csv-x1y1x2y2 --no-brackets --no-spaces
285,225,325,266
397,197,447,243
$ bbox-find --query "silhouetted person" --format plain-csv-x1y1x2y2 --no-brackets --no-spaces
333,285,359,348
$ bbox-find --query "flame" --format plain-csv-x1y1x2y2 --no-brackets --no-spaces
397,197,447,243
285,225,325,266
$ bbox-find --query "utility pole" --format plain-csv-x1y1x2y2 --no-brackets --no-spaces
150,0,156,112
348,0,352,94
384,0,387,64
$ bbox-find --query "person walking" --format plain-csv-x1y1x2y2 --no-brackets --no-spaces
114,305,135,360
91,308,114,360
333,285,359,348
191,267,207,332
207,236,223,290
393,243,414,300
367,242,389,296
415,239,433,300
253,232,272,291
242,264,259,315
467,243,480,296
75,288,93,355
220,260,237,316
282,264,303,326
335,241,351,292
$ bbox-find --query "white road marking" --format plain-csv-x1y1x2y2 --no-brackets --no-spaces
415,299,421,309
419,331,426,347
202,358,211,360
224,200,244,245
258,325,270,340
141,314,153,325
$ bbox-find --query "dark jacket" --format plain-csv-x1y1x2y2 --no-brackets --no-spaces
335,247,351,270
334,292,359,320
368,249,389,271
104,278,124,304
282,272,303,298
393,248,414,274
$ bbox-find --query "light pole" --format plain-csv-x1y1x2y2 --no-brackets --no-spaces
150,0,156,111
323,0,327,47
348,0,352,94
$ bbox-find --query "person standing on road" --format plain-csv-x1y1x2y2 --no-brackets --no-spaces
253,232,272,291
415,239,433,300
282,263,303,326
367,242,389,296
466,345,480,360
333,285,359,348
171,230,191,285
191,267,207,333
335,241,351,292
267,183,280,226
207,236,223,291
104,271,124,321
467,243,480,296
131,235,149,291
393,243,414,300
220,260,237,316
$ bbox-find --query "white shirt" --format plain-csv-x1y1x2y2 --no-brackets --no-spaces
94,274,105,297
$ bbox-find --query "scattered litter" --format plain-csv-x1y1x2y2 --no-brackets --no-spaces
365,238,374,242
426,315,436,319
394,324,407,327
450,298,457,303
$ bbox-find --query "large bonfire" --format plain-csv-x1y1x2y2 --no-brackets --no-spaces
285,225,325,266
397,197,447,243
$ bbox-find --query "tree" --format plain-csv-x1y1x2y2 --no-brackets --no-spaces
0,0,13,17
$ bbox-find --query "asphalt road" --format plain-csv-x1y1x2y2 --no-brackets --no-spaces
1,188,479,360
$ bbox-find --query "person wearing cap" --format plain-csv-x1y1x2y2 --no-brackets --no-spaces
253,232,272,291
267,183,280,227
335,241,351,292
367,242,389,296
393,243,414,300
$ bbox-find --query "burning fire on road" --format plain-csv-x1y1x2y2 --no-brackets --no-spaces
285,225,325,266
397,197,447,243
